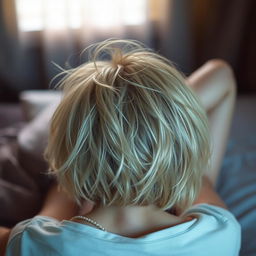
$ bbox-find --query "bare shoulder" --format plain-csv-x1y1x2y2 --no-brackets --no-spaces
193,176,228,210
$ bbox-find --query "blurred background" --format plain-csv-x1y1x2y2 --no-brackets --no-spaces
0,1,256,254
0,0,255,102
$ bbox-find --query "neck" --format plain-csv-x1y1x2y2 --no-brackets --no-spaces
85,204,159,225
78,204,183,237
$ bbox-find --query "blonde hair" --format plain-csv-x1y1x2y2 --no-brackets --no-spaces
45,39,210,212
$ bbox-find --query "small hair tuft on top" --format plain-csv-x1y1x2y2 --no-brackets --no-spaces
45,39,210,213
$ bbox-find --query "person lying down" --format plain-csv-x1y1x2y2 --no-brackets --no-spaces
3,39,241,255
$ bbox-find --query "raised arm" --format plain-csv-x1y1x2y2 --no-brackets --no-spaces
186,60,236,209
187,59,236,185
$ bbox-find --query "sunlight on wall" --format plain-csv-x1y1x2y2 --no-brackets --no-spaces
15,0,147,31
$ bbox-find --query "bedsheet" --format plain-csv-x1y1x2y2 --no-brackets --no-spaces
217,137,256,256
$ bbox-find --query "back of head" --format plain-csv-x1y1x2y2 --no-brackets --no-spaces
45,39,210,213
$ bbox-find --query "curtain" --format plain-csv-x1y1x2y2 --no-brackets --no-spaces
0,0,170,95
1,0,255,100
191,0,256,93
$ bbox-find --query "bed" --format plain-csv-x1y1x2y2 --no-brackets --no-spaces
0,92,255,255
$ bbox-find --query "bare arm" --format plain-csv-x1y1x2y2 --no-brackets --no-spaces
186,59,236,208
187,59,236,185
0,227,10,256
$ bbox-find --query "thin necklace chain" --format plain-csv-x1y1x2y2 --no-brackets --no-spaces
71,216,106,231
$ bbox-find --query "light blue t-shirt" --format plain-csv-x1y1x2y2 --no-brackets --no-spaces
6,204,241,256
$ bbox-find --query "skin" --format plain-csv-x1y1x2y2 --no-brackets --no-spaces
0,59,236,254
187,59,236,185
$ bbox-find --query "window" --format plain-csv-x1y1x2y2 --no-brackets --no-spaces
15,0,147,31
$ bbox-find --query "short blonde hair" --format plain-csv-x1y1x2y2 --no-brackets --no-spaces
45,39,210,212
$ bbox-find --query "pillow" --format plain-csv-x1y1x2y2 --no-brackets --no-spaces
17,98,61,191
19,90,62,121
